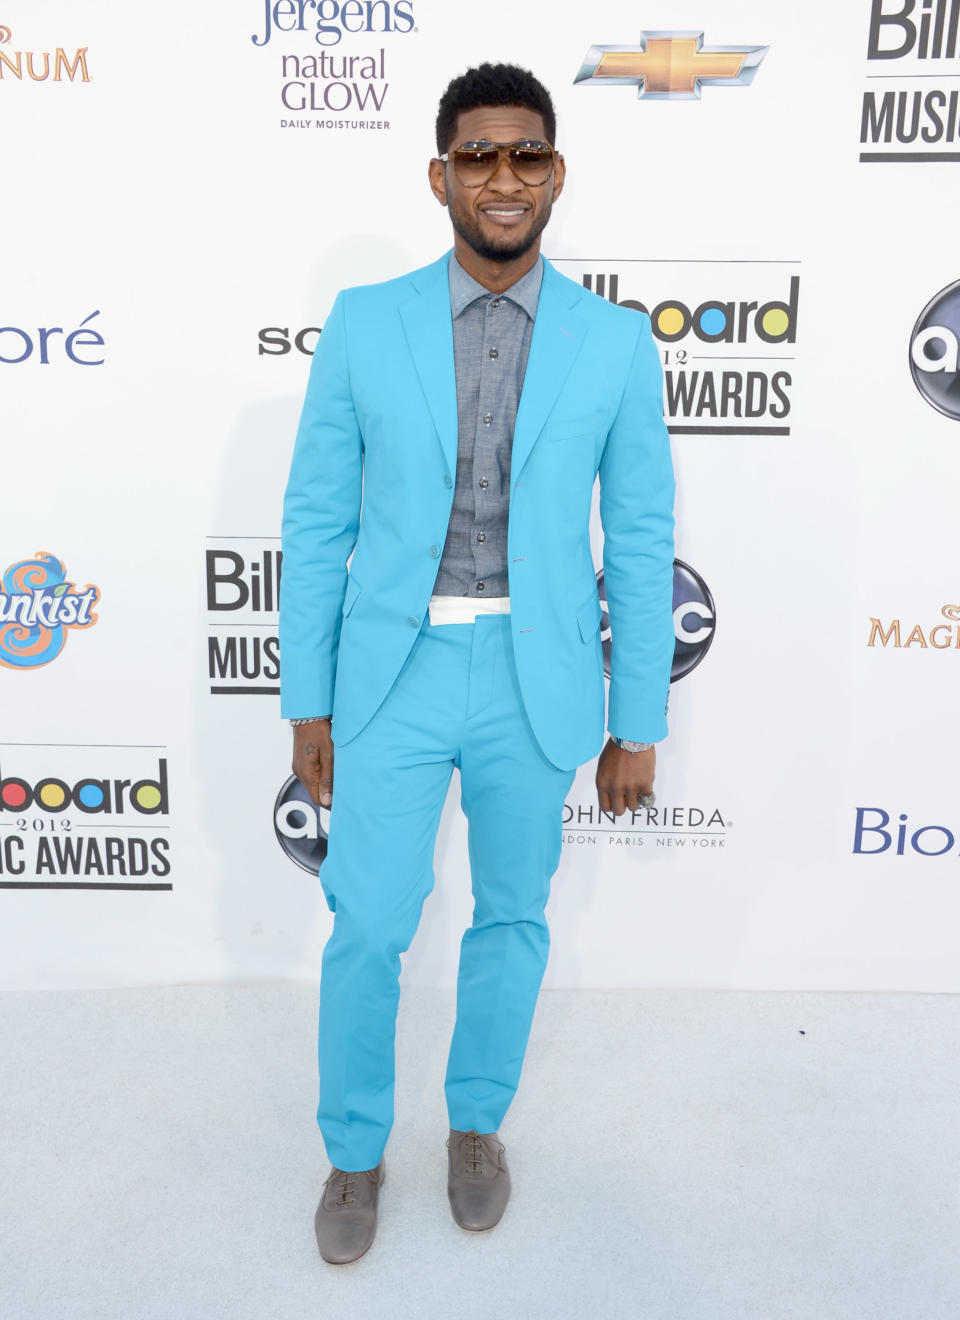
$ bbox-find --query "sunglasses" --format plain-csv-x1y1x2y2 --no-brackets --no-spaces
438,139,557,188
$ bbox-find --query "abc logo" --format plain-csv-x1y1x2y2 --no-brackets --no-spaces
597,559,715,682
910,279,960,421
274,774,330,874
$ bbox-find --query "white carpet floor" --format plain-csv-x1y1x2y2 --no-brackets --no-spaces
1,984,958,1320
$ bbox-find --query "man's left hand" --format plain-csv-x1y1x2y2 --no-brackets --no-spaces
596,739,655,817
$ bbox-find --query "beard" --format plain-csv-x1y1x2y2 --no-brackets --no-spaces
448,194,553,264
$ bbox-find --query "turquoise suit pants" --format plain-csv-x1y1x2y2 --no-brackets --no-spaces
316,612,575,1172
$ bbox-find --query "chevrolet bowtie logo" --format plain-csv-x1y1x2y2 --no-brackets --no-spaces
575,30,769,101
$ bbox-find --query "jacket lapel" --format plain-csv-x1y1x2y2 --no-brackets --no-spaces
398,254,458,477
511,259,588,489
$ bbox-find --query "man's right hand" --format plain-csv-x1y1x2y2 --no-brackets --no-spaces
292,718,334,807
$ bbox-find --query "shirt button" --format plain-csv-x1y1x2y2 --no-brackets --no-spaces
479,477,489,488
476,581,485,592
407,615,419,628
477,532,486,543
429,544,440,558
483,413,493,425
490,299,501,308
489,347,499,359
443,473,452,487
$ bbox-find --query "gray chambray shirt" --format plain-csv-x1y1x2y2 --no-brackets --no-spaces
431,252,543,598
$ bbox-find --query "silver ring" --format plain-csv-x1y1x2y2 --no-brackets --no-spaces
637,792,656,809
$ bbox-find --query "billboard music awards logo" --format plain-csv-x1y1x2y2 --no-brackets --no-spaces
0,747,172,889
0,25,90,82
0,554,100,670
910,280,960,417
206,539,282,694
250,0,416,130
574,30,768,101
554,260,799,436
861,0,960,161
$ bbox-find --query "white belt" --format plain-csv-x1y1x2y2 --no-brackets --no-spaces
428,594,511,625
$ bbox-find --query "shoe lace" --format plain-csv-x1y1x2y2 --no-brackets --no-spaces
330,1169,357,1206
464,1130,484,1176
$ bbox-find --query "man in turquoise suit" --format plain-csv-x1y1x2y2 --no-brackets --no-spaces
280,63,675,1263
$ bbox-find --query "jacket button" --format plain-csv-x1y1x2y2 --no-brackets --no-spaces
443,474,453,487
429,544,440,558
407,615,420,628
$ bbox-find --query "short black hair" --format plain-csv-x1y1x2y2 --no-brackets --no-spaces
435,63,556,155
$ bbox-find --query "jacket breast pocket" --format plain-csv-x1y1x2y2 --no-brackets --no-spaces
541,414,604,443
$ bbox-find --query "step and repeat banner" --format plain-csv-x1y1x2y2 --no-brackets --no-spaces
3,1,959,991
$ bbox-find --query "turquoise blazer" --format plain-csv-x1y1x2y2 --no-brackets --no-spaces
280,252,675,771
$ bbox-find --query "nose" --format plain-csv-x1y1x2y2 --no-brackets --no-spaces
487,152,524,192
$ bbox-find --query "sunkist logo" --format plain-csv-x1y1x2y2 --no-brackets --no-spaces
0,25,90,81
0,553,100,669
574,30,768,101
861,0,960,161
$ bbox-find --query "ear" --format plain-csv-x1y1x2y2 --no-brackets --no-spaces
428,157,448,207
551,153,566,204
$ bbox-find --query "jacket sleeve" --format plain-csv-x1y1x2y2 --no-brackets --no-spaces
597,315,676,743
279,291,363,718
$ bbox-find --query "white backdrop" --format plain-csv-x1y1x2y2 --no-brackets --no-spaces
3,0,960,991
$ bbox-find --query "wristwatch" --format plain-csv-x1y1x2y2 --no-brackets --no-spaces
612,738,654,753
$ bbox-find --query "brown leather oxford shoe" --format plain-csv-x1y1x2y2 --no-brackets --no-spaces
314,1160,385,1264
446,1129,511,1231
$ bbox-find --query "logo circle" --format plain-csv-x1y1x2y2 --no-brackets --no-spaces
598,559,716,682
273,774,330,874
909,279,960,420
